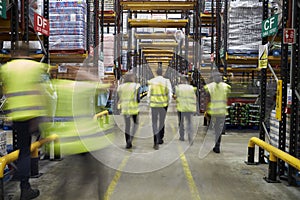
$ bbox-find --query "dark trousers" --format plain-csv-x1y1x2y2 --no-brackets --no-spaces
124,114,138,145
13,117,40,189
151,106,167,145
177,112,193,141
210,115,225,149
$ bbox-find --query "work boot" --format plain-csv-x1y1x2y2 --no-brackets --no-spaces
20,188,40,200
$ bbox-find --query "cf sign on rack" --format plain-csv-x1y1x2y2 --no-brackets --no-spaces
34,13,49,36
262,14,278,37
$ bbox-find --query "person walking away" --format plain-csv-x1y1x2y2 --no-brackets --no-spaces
148,66,172,150
175,76,197,144
204,70,231,153
0,42,48,200
117,73,140,149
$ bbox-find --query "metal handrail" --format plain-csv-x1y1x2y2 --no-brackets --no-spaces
0,134,60,200
93,110,109,120
0,134,59,179
246,137,300,182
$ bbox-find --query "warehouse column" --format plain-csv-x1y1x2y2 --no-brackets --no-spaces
259,0,269,164
278,0,290,178
288,0,300,185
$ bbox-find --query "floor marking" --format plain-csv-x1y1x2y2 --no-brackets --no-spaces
172,126,201,200
103,155,130,200
103,118,146,200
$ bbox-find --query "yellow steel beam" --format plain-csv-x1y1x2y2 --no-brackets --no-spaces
135,33,175,40
128,19,188,28
248,137,300,170
120,1,196,11
50,52,88,63
143,53,174,57
142,49,174,54
139,42,178,48
226,54,289,65
200,13,216,24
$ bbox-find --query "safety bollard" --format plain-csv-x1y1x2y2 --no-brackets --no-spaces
245,139,258,165
105,114,109,124
264,152,280,183
53,138,61,161
0,179,4,200
99,117,104,128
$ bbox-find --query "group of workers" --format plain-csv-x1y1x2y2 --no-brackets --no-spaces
0,42,230,200
117,66,231,153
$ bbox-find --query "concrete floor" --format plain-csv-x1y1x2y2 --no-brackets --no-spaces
3,102,300,200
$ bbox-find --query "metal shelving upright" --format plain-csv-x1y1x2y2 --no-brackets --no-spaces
287,0,300,185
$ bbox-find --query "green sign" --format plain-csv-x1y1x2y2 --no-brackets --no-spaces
0,0,6,19
262,14,278,37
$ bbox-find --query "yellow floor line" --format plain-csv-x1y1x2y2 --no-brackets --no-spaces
103,155,130,200
179,147,201,200
103,119,146,200
172,126,201,200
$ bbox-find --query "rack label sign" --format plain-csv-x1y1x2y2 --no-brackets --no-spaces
262,14,278,37
34,13,49,36
283,28,295,44
0,0,7,19
258,44,268,69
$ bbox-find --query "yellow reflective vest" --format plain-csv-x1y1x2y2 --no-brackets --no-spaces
148,77,170,108
204,82,231,116
40,79,114,155
175,84,196,112
117,82,140,115
1,59,47,121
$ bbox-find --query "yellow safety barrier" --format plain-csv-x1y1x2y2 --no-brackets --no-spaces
0,134,60,200
246,137,300,183
94,110,109,127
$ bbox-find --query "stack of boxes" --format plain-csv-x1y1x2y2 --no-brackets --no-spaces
49,0,87,52
202,0,225,14
226,103,260,128
103,34,115,68
0,131,7,156
227,0,262,55
269,110,290,150
247,103,260,127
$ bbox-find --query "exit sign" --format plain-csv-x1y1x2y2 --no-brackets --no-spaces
262,14,278,37
283,28,295,44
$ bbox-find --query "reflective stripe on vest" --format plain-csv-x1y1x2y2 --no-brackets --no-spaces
149,80,168,108
118,83,139,115
175,84,196,112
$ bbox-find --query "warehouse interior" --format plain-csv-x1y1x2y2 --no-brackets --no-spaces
0,0,300,199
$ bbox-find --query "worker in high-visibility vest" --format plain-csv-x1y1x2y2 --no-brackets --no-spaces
148,66,173,150
117,73,140,149
0,43,48,200
175,76,197,144
41,79,113,155
204,70,231,153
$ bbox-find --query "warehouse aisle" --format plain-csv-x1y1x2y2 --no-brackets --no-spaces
4,103,300,200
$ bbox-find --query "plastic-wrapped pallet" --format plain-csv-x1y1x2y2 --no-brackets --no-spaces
49,0,87,52
227,0,262,54
0,131,7,156
203,0,225,14
103,34,115,67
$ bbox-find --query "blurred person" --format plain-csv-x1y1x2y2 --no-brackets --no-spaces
0,42,48,200
204,70,231,153
117,73,141,149
174,76,197,144
148,66,172,150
